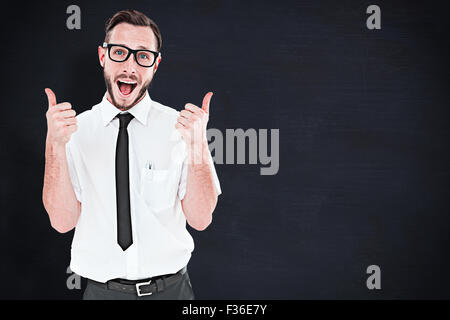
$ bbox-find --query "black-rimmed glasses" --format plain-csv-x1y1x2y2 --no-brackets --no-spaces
102,42,160,68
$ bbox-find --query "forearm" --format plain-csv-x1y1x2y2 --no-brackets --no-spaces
182,143,218,231
42,136,80,233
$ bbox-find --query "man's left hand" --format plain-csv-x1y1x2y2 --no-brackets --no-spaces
175,92,213,149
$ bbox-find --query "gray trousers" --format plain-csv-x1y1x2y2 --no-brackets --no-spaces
82,270,195,300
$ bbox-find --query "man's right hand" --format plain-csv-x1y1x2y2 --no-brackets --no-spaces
45,88,78,146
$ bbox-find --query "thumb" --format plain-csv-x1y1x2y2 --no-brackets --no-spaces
45,88,57,108
202,91,213,114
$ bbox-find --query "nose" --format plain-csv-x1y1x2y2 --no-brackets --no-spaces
122,53,138,74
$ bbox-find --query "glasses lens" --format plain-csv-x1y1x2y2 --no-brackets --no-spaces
110,46,129,62
136,51,155,67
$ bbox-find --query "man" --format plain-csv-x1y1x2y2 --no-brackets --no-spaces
42,9,221,300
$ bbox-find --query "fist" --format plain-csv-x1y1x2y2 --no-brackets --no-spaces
175,92,213,147
45,88,78,146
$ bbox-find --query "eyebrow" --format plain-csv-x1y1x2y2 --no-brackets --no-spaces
115,43,151,51
136,45,151,50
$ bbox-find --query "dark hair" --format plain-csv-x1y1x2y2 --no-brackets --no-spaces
104,9,162,51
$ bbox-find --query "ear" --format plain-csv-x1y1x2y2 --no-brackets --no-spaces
98,45,106,68
153,53,162,75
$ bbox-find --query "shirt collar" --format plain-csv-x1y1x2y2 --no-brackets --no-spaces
100,92,152,126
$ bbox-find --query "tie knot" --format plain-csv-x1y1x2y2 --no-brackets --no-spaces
117,113,134,128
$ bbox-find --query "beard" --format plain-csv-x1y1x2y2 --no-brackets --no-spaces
103,70,152,111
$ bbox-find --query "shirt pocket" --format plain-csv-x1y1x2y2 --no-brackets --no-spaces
140,167,178,212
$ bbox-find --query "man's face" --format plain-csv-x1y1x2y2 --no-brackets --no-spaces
99,23,161,111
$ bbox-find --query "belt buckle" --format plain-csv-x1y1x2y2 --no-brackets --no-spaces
135,280,153,297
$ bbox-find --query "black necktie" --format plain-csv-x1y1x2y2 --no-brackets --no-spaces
116,113,134,251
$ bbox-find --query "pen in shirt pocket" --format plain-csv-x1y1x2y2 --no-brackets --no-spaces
145,160,153,180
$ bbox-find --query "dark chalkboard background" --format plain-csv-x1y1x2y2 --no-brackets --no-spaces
0,0,449,299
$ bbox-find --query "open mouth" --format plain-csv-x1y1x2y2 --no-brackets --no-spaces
117,79,137,96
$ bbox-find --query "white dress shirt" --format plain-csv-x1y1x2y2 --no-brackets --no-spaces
65,92,221,283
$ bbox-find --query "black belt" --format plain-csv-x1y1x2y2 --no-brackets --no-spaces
87,266,187,297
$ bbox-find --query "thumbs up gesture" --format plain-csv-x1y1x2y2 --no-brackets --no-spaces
175,92,213,149
45,88,78,146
